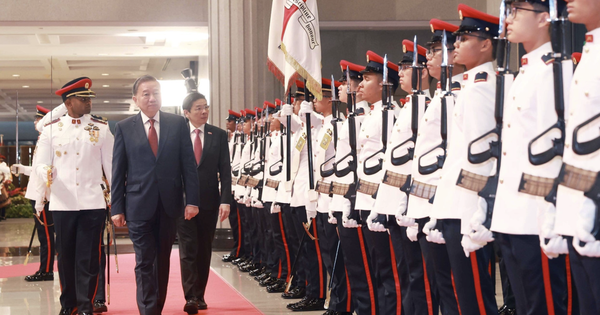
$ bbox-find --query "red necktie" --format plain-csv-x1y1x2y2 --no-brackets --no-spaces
194,129,203,164
148,119,158,157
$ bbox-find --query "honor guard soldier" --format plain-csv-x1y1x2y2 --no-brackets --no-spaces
330,60,376,315
35,77,114,315
556,0,600,313
404,19,464,315
480,1,573,314
223,110,242,263
427,5,499,314
11,105,56,283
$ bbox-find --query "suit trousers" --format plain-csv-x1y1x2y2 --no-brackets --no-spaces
127,200,177,315
53,209,105,313
316,212,352,313
334,211,377,315
228,198,243,258
30,201,55,274
440,219,497,315
360,211,403,315
177,203,219,301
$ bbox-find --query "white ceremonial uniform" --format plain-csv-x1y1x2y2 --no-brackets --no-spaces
491,42,571,235
314,115,336,214
355,100,393,211
290,113,323,212
35,114,113,211
330,101,371,213
431,62,496,235
36,103,67,133
556,29,600,237
262,131,280,203
235,135,252,200
249,135,265,202
229,132,240,195
373,95,427,216
407,80,460,219
274,129,292,205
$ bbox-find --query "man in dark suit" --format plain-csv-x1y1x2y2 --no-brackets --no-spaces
177,92,232,314
111,75,200,315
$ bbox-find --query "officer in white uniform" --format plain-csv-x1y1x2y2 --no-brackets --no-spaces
223,110,243,263
35,77,114,315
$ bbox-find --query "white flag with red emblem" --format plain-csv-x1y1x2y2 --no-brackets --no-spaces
267,0,287,85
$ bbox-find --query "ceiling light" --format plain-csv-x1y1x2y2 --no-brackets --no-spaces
98,53,108,56
22,85,29,88
102,85,109,88
12,74,20,77
101,73,109,76
104,101,109,103
37,101,43,104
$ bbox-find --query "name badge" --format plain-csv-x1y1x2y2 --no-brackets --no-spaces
295,132,307,152
320,129,332,150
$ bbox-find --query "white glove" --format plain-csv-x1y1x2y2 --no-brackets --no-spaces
328,209,337,225
395,193,415,227
37,165,56,187
271,204,281,214
298,101,313,116
468,198,494,244
461,234,484,257
342,206,359,228
573,197,600,257
423,218,445,244
244,196,252,207
366,211,387,232
406,223,419,242
35,201,45,216
282,104,293,116
252,197,264,209
10,164,22,175
539,202,568,259
307,209,317,221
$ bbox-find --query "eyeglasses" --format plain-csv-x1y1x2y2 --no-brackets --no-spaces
509,6,545,19
456,33,490,43
426,47,454,57
399,64,412,72
195,105,210,111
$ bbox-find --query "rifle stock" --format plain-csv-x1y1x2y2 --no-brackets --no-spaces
572,112,600,155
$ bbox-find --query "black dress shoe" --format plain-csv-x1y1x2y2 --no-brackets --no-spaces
254,272,271,281
281,287,306,299
322,311,352,315
239,263,259,272
58,307,77,315
25,271,54,282
183,299,198,314
259,277,278,287
249,266,266,276
92,300,107,313
232,257,247,265
498,305,517,315
291,298,325,311
267,280,286,293
197,298,207,310
79,313,93,315
287,296,310,309
222,254,234,262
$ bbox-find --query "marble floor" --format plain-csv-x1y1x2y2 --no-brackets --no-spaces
0,218,505,315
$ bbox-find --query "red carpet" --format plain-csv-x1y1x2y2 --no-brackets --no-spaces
0,250,263,314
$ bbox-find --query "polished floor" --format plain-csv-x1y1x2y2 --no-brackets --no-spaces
0,218,505,314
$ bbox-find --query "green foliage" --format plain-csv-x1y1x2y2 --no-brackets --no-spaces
6,203,34,218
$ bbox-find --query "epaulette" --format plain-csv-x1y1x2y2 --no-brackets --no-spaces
45,118,61,127
426,97,431,105
91,114,108,125
541,53,554,65
474,72,488,83
451,81,461,91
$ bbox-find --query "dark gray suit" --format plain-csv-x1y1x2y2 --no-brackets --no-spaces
112,111,199,315
177,123,231,302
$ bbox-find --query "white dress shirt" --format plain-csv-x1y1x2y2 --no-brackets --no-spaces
140,110,161,140
189,121,205,151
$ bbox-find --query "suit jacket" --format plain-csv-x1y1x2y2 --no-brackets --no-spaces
194,123,232,212
111,111,199,221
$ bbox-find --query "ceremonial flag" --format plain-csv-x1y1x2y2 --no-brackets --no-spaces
280,0,322,100
267,0,287,85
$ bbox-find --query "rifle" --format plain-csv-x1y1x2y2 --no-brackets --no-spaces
528,0,569,165
573,113,600,155
304,80,315,189
286,93,292,182
463,0,511,228
334,67,358,181
364,54,394,175
390,37,422,167
320,75,340,179
419,30,452,175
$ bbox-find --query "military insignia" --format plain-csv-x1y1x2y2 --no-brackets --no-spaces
474,72,488,83
436,82,441,90
85,82,90,89
586,34,593,44
91,114,108,125
402,45,407,53
521,57,528,66
295,133,307,152
541,53,554,65
430,24,434,33
451,81,461,91
459,10,463,20
58,122,63,127
56,151,62,157
463,73,468,81
320,129,333,150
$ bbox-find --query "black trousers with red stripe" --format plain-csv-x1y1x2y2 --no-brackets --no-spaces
440,219,497,315
415,217,443,315
263,202,283,278
53,209,105,313
290,206,326,299
94,221,106,302
281,204,301,287
334,211,378,315
495,233,569,315
236,202,252,259
565,236,598,315
250,206,264,265
228,198,242,258
360,211,404,315
30,201,55,274
268,205,291,281
316,212,352,313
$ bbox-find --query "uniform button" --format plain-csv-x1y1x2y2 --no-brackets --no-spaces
513,96,515,101
585,48,589,53
59,144,62,146
418,133,421,136
503,152,506,156
361,144,364,148
425,119,428,122
77,152,79,155
76,137,79,140
566,144,570,148
76,168,79,171
517,107,521,111
520,69,525,74
64,151,67,155
500,180,504,184
77,183,79,186
389,141,392,144
507,124,511,128
366,135,369,138
585,92,589,97
575,80,578,85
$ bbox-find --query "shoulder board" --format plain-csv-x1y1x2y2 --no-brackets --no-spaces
451,81,462,91
541,53,554,65
474,72,488,83
91,115,108,124
44,118,61,127
425,97,431,104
